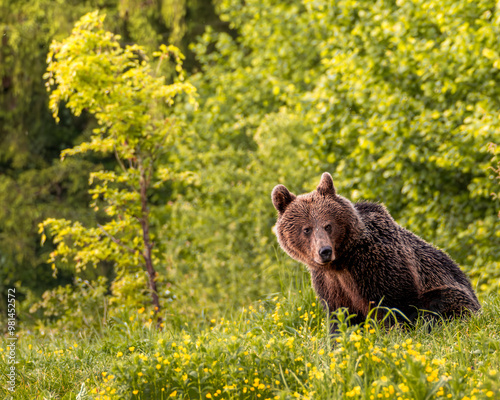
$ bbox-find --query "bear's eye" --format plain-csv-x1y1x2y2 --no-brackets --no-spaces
303,227,312,235
324,224,332,233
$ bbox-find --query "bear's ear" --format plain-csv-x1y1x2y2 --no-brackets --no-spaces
316,172,336,197
272,184,296,214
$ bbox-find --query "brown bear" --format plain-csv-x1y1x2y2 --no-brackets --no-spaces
272,172,480,332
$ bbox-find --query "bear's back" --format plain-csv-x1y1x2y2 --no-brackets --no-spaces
353,200,470,290
353,201,399,244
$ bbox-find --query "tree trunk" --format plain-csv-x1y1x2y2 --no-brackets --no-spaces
139,163,162,327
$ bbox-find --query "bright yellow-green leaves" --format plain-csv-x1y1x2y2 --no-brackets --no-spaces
40,11,197,300
45,11,196,136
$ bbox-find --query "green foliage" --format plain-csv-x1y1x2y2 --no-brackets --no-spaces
7,291,500,399
0,157,97,299
488,142,500,216
109,272,152,313
0,0,105,316
29,277,109,332
117,0,228,70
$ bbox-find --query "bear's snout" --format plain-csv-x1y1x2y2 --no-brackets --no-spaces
318,246,333,263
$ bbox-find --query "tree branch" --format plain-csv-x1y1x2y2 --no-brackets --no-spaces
97,223,137,257
114,145,128,173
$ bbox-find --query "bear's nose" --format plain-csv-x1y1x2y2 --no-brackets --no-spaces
319,246,333,262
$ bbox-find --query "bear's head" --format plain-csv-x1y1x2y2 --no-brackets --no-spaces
271,172,363,270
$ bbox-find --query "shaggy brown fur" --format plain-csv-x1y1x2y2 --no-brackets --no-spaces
272,173,480,332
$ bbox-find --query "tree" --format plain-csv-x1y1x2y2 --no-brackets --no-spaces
40,11,197,320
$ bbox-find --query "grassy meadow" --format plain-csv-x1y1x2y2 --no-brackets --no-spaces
3,277,499,400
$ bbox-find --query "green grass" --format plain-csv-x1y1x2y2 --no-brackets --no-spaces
2,287,500,400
